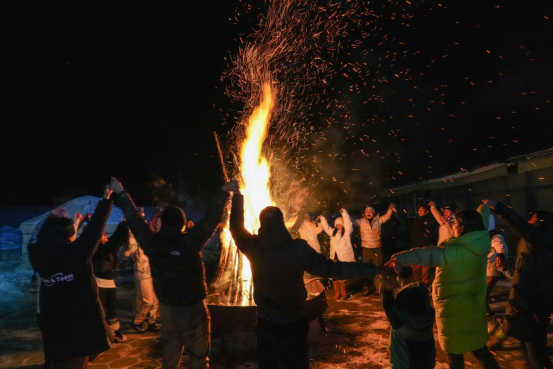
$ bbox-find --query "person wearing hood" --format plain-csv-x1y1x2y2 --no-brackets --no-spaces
429,202,455,246
381,278,436,369
486,201,553,369
229,187,377,369
352,204,394,296
110,177,235,369
297,213,323,253
318,209,355,299
29,185,113,369
386,203,501,369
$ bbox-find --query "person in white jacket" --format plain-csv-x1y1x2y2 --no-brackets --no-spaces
297,214,323,253
318,208,355,299
486,229,510,334
352,204,394,295
429,202,455,246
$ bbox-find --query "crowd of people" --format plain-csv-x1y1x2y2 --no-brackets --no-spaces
28,177,552,369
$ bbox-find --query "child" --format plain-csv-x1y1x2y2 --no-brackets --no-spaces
381,277,436,369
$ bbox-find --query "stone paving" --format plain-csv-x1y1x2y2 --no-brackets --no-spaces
1,259,552,369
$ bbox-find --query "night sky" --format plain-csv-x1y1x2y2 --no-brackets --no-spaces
3,1,552,211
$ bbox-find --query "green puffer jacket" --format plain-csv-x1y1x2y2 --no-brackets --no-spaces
393,204,490,354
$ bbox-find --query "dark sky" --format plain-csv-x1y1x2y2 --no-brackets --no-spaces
3,1,552,209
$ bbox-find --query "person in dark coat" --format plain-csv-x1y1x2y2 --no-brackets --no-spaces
109,177,235,369
229,187,378,369
92,221,129,342
394,204,439,286
486,200,553,369
29,186,113,369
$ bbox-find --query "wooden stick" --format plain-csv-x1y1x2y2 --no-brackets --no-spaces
214,132,229,182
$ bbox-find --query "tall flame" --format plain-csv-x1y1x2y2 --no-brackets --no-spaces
240,83,276,234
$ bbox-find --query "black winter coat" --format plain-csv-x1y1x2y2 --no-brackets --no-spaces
396,212,439,248
492,202,553,342
117,189,230,306
29,199,112,361
92,221,129,280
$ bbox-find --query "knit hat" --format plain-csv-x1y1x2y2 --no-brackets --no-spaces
365,206,375,213
334,217,343,226
161,206,186,230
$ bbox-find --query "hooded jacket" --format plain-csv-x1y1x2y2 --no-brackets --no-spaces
319,210,355,262
487,233,508,277
230,193,376,323
29,199,112,361
392,204,490,354
117,189,230,306
492,202,553,341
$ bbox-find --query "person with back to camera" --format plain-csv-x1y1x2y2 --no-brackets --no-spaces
29,184,113,369
485,200,553,369
380,275,436,369
318,208,355,300
386,202,501,369
109,177,235,369
229,184,378,369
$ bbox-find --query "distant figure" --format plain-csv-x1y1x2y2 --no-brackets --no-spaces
297,213,322,253
229,187,377,369
487,200,553,369
93,222,130,343
381,279,435,369
428,202,455,246
29,185,113,369
485,229,509,335
186,218,195,230
387,203,500,369
318,208,355,300
352,204,394,296
110,177,234,369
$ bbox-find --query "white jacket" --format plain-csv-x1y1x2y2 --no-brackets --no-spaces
487,234,508,277
352,209,393,248
430,206,455,246
297,221,322,253
320,210,355,262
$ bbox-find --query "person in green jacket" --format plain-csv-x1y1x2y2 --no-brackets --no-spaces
385,203,501,369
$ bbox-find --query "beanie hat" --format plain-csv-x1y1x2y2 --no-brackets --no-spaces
395,282,430,315
334,217,343,226
365,206,375,213
161,206,186,230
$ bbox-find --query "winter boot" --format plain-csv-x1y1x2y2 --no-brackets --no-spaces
333,281,341,299
339,280,349,300
108,319,127,343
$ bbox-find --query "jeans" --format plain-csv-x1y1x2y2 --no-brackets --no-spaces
256,316,310,369
160,301,210,369
447,346,500,369
98,287,117,321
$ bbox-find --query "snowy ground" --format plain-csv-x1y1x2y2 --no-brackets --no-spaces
1,256,551,369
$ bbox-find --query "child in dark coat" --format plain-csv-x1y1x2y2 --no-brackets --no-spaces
381,277,436,369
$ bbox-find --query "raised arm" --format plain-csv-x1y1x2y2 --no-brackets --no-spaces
114,185,155,247
229,192,253,252
317,215,334,237
488,201,547,245
185,183,234,252
429,202,446,226
74,186,113,259
341,208,353,236
380,203,395,224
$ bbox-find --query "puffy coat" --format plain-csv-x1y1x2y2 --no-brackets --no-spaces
392,204,490,354
297,221,322,253
487,234,508,277
29,199,112,361
352,209,393,249
319,209,355,262
430,205,454,246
